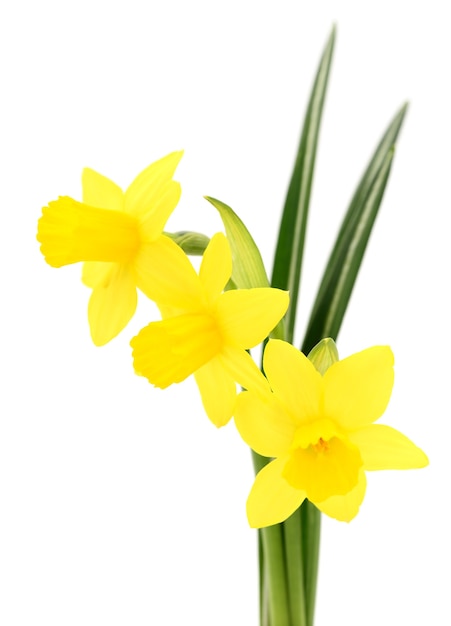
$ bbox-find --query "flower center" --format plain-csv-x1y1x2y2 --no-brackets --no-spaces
282,419,363,502
312,437,329,453
38,197,141,267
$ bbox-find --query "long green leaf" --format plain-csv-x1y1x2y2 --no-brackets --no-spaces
302,105,407,353
299,107,407,626
328,103,407,243
308,150,394,345
271,26,335,344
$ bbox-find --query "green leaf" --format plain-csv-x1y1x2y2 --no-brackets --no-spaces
300,502,321,626
302,103,408,354
271,25,336,344
204,196,270,289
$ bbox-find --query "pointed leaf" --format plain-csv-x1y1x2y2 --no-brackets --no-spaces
298,107,407,626
302,146,396,354
302,103,408,354
271,26,336,344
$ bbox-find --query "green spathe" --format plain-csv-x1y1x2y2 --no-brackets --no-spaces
204,196,270,289
308,338,339,375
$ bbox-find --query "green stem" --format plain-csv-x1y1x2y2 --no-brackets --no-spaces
300,502,321,626
252,450,291,626
260,523,291,626
283,510,308,626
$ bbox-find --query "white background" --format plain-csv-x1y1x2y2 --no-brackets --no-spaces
1,1,448,624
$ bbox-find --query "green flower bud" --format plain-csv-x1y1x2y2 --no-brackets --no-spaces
164,230,210,256
307,338,339,375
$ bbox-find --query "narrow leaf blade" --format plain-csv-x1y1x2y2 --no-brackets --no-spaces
302,147,395,353
271,26,336,343
304,103,408,336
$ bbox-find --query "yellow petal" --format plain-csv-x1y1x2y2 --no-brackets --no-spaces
138,179,181,241
37,197,140,267
263,340,323,425
88,263,137,346
216,288,289,348
283,436,363,502
133,236,203,310
246,457,306,528
234,390,296,457
82,168,124,211
199,233,232,301
194,357,237,427
220,345,271,396
323,346,394,430
131,313,222,388
348,424,429,470
124,151,183,221
315,469,367,522
82,261,113,288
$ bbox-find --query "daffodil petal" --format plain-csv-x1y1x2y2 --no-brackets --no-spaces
315,469,367,522
324,346,394,430
194,357,237,427
124,151,183,218
247,457,306,528
88,263,137,346
82,168,124,211
348,424,429,470
234,390,296,457
138,179,182,241
263,340,323,425
199,232,232,299
220,345,271,396
216,288,289,348
131,313,222,388
134,235,203,310
82,261,114,288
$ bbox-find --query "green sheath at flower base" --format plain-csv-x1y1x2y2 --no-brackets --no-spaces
37,151,188,346
131,233,289,427
234,339,428,527
205,196,270,289
308,337,339,375
164,230,210,256
205,196,285,338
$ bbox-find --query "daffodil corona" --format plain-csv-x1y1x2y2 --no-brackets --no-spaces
131,233,289,427
37,151,189,345
234,339,428,526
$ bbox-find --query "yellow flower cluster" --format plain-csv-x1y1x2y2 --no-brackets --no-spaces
37,153,428,526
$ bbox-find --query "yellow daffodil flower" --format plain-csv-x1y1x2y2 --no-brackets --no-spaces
37,151,189,345
234,339,428,526
131,232,289,427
